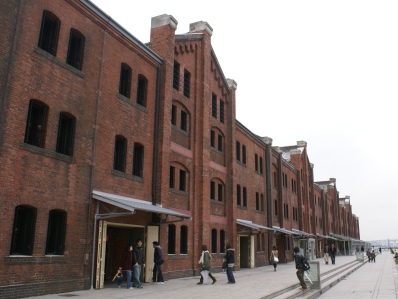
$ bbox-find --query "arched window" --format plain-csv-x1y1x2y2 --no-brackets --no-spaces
24,99,48,148
56,112,76,156
10,205,37,255
180,226,188,254
113,135,127,172
211,229,217,253
220,230,225,253
66,29,85,70
38,10,60,55
119,63,132,98
132,143,144,177
168,224,176,254
46,210,67,255
137,74,148,107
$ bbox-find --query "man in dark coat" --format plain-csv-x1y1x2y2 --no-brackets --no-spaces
152,241,164,284
132,239,145,288
293,247,308,291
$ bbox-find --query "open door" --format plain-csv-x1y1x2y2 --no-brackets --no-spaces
95,220,107,289
145,226,159,282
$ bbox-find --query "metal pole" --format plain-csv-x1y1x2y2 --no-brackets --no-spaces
90,202,99,290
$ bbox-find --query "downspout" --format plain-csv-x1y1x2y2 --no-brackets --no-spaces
265,145,273,251
152,66,161,206
89,26,107,290
0,0,22,149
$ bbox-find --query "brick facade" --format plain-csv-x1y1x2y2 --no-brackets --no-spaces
0,1,360,298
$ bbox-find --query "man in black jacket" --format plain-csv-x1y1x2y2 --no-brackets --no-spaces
152,241,164,284
293,247,308,291
132,239,145,288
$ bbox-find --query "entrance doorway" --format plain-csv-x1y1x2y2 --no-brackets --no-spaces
95,221,159,289
240,236,250,268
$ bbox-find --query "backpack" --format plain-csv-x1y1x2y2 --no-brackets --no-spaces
301,256,310,271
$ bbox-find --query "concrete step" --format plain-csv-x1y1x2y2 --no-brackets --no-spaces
261,260,366,299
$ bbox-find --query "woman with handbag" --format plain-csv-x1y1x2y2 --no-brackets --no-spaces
224,244,236,284
197,245,217,285
270,245,279,271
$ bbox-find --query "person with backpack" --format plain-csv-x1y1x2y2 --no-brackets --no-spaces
293,247,308,291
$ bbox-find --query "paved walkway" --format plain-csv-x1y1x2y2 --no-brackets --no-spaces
25,253,397,299
318,251,398,299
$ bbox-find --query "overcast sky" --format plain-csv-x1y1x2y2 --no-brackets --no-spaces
90,0,398,241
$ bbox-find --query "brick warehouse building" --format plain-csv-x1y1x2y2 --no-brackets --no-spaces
0,0,360,298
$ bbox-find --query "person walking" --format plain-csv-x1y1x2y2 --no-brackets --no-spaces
120,244,134,289
366,248,371,262
197,245,216,285
330,243,337,265
293,247,307,291
371,249,376,263
324,243,330,265
270,245,279,271
132,239,145,288
152,241,164,284
224,244,236,283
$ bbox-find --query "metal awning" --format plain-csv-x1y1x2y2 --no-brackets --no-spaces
237,219,273,233
330,233,352,241
292,229,313,237
326,235,339,240
92,190,192,220
272,226,302,236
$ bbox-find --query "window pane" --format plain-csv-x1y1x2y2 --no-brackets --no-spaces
66,29,85,70
212,94,217,117
218,184,223,202
183,69,190,98
56,112,76,156
46,210,67,255
179,169,186,191
169,166,175,188
173,61,180,90
210,181,215,200
38,10,60,55
119,63,131,98
137,75,147,106
113,136,127,172
180,110,187,131
10,206,37,255
217,134,222,152
180,226,188,254
211,229,217,253
24,100,48,147
220,100,224,123
168,224,176,254
133,144,144,177
171,105,177,125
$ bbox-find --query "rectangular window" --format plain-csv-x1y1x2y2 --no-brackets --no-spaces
168,224,176,254
217,134,223,152
38,10,60,55
136,75,147,107
24,100,48,148
260,157,263,174
56,113,75,156
212,93,217,117
179,169,186,191
180,110,187,131
10,206,37,255
261,194,264,212
210,130,215,147
210,181,215,200
242,145,247,164
220,100,224,123
119,63,131,98
180,226,188,254
274,200,278,215
243,187,247,207
113,136,127,172
173,61,180,90
169,166,175,188
66,29,85,70
171,105,177,126
236,141,240,161
218,184,223,202
132,143,144,177
46,210,67,255
183,69,191,98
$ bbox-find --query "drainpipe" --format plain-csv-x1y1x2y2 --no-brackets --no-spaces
152,66,161,206
88,25,107,290
0,0,22,149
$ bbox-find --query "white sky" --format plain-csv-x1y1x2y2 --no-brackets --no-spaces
90,0,398,241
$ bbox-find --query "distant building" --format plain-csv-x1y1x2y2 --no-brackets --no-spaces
0,0,360,298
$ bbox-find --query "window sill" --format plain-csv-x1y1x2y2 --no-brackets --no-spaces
4,255,67,265
171,125,189,136
210,200,224,205
20,142,74,163
111,169,144,182
238,206,247,210
169,189,189,196
34,47,84,77
117,93,148,113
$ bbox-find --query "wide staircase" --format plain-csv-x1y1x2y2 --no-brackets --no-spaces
261,258,367,299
